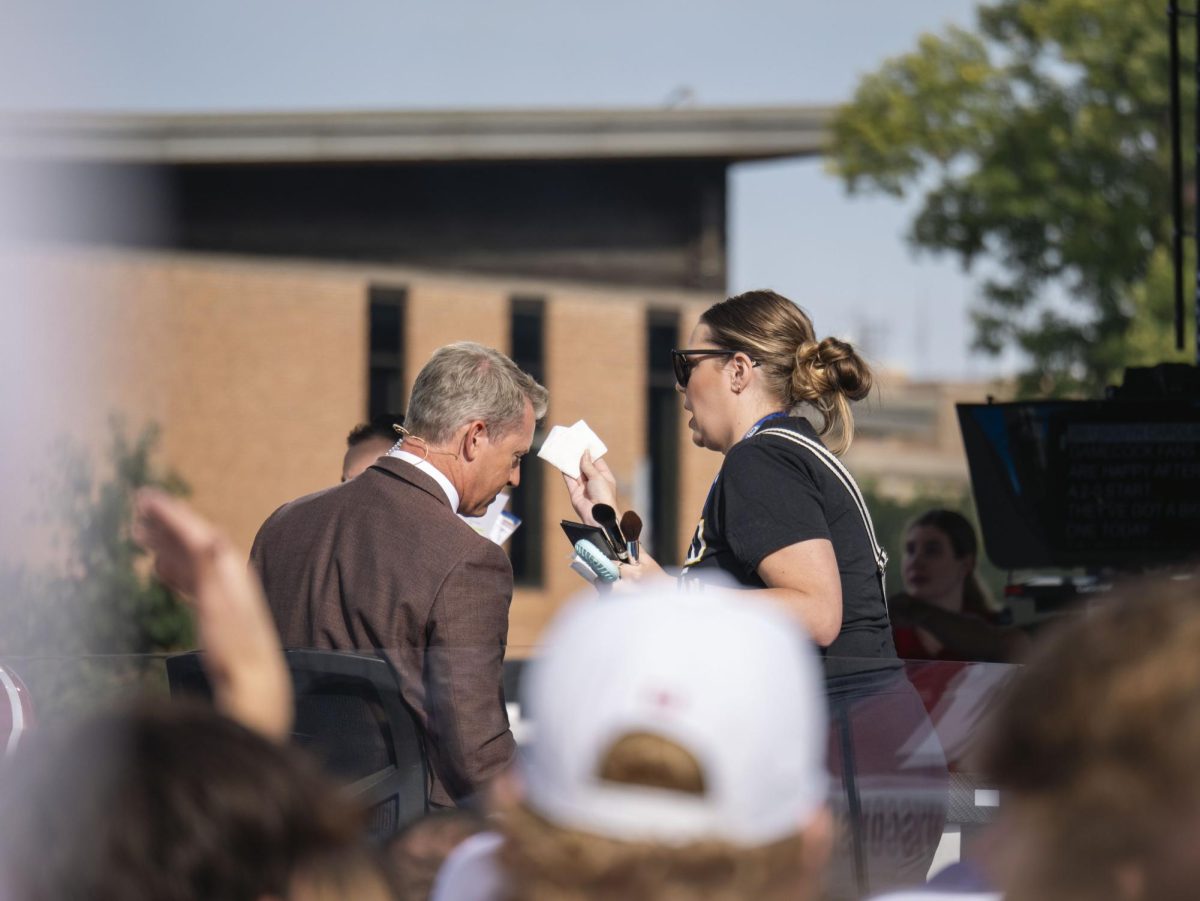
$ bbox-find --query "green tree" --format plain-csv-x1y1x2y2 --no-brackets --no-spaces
0,420,194,719
829,0,1192,396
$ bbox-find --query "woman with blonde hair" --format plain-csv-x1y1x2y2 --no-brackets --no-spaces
567,289,894,659
563,291,951,896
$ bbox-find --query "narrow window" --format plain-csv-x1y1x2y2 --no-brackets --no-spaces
647,310,681,564
368,287,408,418
508,297,545,586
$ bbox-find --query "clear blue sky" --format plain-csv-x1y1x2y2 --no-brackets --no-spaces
1,0,1017,378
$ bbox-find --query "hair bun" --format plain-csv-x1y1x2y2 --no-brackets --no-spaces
816,337,872,402
794,339,821,369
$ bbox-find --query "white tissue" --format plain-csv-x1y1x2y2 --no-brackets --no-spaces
537,420,608,479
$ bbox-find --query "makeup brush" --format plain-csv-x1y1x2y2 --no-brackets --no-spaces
619,510,644,562
591,504,629,562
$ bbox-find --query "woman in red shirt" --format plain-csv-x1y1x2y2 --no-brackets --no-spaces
889,510,1028,662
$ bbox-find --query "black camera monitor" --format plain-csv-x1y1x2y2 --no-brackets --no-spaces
957,400,1200,569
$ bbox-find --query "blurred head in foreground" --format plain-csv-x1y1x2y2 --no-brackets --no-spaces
387,809,488,901
983,577,1200,901
501,587,832,900
0,700,394,901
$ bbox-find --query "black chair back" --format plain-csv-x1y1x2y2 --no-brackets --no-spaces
166,648,428,839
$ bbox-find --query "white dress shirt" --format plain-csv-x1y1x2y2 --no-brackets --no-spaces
387,447,461,512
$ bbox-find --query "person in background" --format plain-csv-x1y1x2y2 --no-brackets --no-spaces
889,510,1028,663
343,412,406,482
430,586,833,901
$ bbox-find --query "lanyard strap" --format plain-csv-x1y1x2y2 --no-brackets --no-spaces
742,410,789,440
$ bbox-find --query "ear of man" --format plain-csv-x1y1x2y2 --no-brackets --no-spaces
459,420,489,463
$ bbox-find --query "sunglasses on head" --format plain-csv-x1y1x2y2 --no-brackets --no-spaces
670,348,737,388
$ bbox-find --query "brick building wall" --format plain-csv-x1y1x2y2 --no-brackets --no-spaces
13,247,721,646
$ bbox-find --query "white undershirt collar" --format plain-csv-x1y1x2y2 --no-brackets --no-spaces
387,446,461,512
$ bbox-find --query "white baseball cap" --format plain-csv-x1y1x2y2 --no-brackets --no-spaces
521,587,828,847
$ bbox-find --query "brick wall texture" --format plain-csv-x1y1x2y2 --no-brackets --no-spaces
12,248,722,647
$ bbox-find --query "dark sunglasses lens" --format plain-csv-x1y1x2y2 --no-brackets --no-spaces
672,352,690,387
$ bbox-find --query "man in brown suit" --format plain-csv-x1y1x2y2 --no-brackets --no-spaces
250,342,548,807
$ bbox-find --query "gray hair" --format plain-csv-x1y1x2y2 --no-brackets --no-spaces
405,342,549,445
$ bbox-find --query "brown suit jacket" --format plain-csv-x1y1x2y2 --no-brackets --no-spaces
249,456,515,807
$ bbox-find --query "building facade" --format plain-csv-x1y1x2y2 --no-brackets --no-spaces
4,107,836,645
